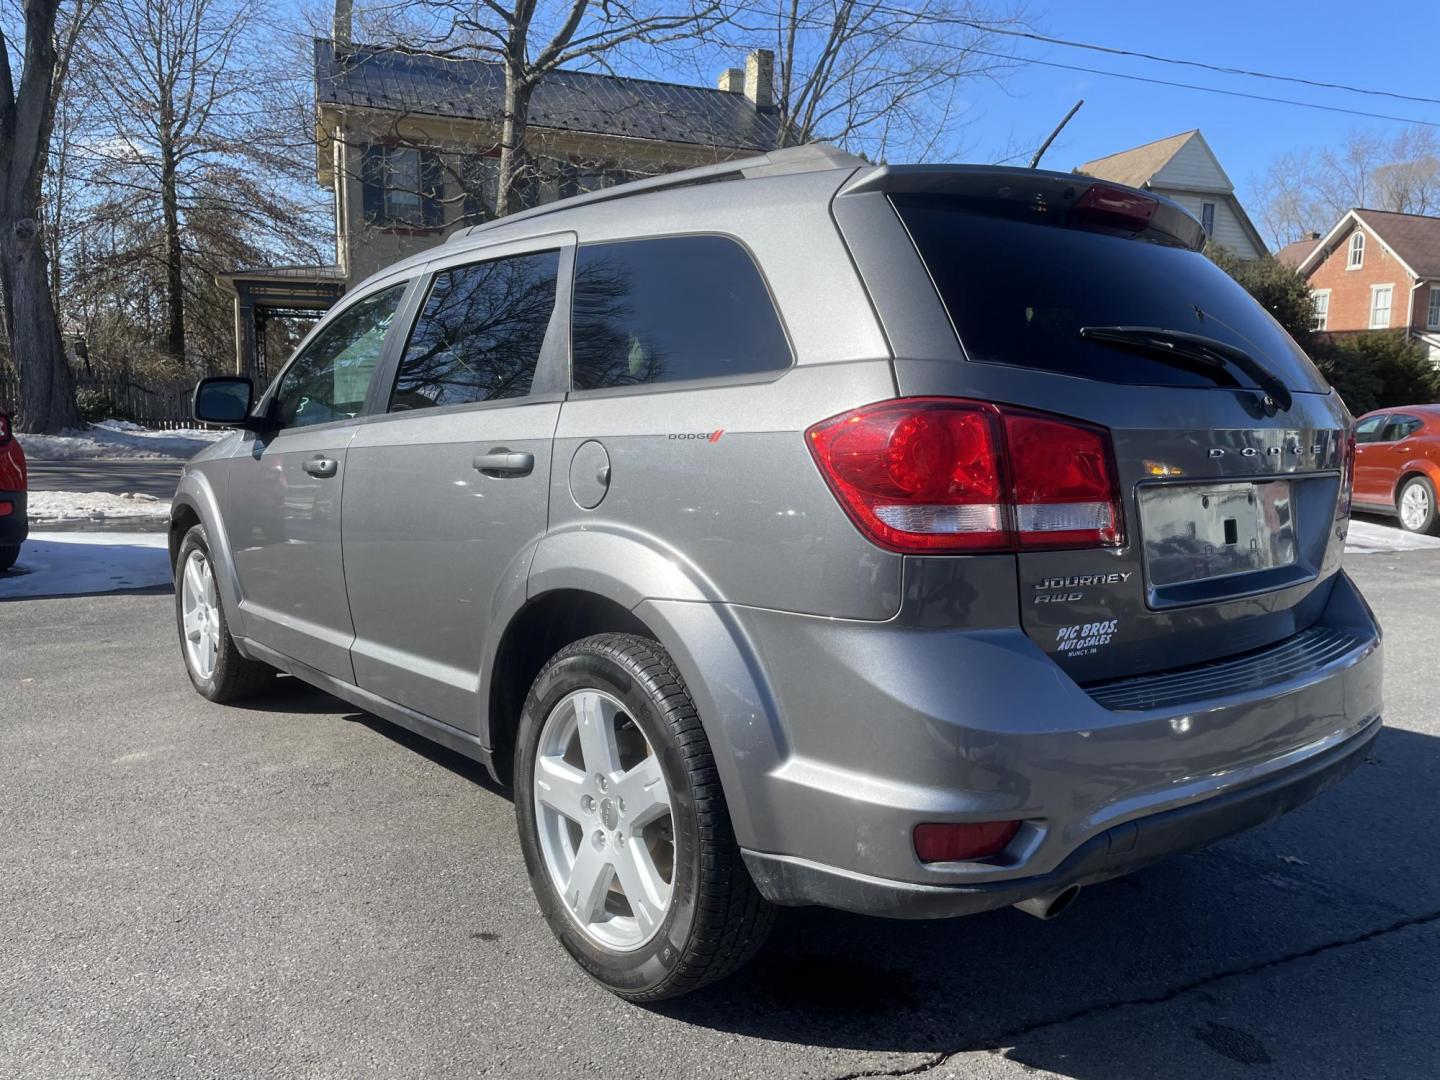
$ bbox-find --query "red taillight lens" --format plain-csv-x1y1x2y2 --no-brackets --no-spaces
806,398,1124,554
0,414,10,443
1338,428,1357,519
1005,413,1123,549
1074,183,1159,231
913,821,1020,863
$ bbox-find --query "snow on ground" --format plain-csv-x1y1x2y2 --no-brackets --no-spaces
0,532,171,599
1344,519,1440,555
27,490,172,526
20,419,228,461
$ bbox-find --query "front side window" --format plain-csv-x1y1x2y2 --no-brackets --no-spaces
1370,284,1394,329
570,235,791,390
1428,287,1440,329
273,283,407,429
1311,289,1330,331
1348,231,1365,269
390,251,560,411
1355,415,1386,443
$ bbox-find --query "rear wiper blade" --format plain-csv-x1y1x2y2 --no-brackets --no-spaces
1078,326,1293,410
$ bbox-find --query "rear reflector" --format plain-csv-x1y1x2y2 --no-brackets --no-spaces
0,501,11,517
913,821,1020,863
806,398,1123,553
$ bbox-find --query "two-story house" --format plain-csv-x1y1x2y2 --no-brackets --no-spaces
1075,130,1268,259
1293,208,1440,366
219,21,781,379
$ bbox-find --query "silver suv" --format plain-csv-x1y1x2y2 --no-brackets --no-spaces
177,145,1382,1001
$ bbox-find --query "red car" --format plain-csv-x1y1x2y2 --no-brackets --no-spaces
1353,404,1440,534
0,412,26,570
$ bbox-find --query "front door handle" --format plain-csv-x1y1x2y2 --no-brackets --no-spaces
303,457,338,478
473,449,535,477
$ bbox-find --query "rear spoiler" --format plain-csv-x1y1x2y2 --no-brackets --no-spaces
838,164,1207,252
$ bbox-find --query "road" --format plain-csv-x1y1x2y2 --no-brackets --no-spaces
25,459,182,499
2,553,1437,1079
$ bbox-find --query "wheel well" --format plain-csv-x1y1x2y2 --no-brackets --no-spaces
168,504,201,568
487,590,653,786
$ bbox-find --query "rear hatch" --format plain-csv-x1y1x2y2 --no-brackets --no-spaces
852,173,1352,683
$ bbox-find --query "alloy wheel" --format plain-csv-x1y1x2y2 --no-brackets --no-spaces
1400,482,1431,532
180,549,221,680
533,688,675,951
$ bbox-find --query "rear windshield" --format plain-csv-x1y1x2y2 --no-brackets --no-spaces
893,194,1329,393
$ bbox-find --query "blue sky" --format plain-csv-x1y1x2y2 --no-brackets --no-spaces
958,1,1440,209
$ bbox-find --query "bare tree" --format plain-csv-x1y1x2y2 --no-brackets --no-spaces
747,0,1026,161
0,0,88,431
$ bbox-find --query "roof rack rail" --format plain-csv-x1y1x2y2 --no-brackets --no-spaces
449,143,867,243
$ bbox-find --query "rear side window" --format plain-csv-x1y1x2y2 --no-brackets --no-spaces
390,250,560,411
570,235,790,390
893,195,1329,394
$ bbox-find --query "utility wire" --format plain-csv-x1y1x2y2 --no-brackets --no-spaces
867,5,1440,108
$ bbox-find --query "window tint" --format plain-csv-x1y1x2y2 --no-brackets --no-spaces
571,235,790,390
1382,415,1422,441
274,283,406,429
893,195,1329,393
1355,416,1386,443
390,250,559,411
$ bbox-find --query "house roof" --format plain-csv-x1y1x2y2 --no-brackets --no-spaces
1075,130,1200,189
1297,207,1440,279
1275,237,1320,268
314,39,781,153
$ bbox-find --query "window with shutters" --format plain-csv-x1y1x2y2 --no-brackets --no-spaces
361,144,444,230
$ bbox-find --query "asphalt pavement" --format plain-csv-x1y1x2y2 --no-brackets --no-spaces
1,553,1437,1079
25,460,182,499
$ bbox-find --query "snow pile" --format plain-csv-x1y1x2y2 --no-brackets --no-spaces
1344,519,1440,555
27,489,173,526
0,532,172,599
20,419,228,461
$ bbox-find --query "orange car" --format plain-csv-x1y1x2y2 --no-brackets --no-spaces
0,411,26,570
1353,404,1440,534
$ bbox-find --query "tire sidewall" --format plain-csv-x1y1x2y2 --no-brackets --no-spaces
515,643,702,997
1399,477,1438,534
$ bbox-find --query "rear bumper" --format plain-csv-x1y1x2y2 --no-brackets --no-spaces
743,713,1379,917
0,490,27,546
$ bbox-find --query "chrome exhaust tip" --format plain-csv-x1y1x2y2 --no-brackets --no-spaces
1013,884,1081,920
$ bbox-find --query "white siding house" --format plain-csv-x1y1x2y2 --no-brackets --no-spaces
1076,130,1268,259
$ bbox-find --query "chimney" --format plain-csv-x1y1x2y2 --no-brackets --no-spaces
333,0,352,46
717,67,744,94
744,49,774,110
1307,231,1322,240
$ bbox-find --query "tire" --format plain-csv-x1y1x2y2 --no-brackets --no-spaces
515,633,774,1002
0,543,18,572
174,524,274,702
1397,476,1440,535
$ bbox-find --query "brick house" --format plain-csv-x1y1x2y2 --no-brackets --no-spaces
218,22,780,379
1294,208,1440,366
1075,130,1268,259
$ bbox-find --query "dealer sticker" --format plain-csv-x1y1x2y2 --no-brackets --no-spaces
1056,620,1119,657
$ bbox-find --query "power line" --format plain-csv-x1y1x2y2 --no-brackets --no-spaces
870,6,1440,108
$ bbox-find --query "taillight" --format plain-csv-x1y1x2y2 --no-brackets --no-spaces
913,821,1020,863
0,414,10,443
1338,427,1357,519
806,398,1123,554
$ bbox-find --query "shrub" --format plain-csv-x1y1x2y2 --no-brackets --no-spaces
1207,246,1317,349
75,388,123,424
1314,332,1440,415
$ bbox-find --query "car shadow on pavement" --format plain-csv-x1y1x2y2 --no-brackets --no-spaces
647,725,1439,1079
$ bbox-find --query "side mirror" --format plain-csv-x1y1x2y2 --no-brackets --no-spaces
194,376,259,428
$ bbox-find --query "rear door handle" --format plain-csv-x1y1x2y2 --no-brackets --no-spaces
303,457,338,478
472,449,535,477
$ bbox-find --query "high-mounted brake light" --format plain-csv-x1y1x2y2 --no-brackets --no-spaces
806,398,1124,554
1073,183,1159,231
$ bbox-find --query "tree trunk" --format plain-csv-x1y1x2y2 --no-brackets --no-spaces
496,67,533,218
1,213,80,432
160,133,186,365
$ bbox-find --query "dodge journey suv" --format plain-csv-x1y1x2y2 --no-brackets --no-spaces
176,144,1382,1001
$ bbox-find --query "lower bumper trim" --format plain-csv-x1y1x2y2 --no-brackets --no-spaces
742,714,1381,919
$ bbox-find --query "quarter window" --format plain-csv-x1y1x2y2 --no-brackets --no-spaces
570,235,791,390
1311,289,1330,331
273,283,407,429
1369,284,1393,329
1348,231,1365,269
390,251,560,411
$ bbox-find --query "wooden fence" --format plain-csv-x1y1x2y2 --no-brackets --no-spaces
0,366,202,429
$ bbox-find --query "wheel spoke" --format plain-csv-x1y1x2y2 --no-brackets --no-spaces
612,839,669,938
183,606,204,639
563,837,613,924
202,563,217,606
535,756,589,823
614,754,669,829
184,557,204,600
574,692,621,777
